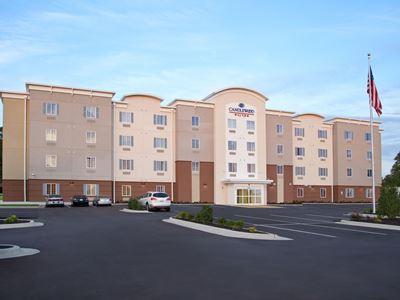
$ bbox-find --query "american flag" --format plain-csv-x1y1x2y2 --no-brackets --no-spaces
367,66,382,116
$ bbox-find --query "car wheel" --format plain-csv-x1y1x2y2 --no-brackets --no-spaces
166,207,171,212
146,203,151,212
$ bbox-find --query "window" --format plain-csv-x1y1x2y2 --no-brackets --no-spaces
276,124,283,135
346,149,352,159
367,151,372,160
247,163,256,173
236,188,262,204
84,106,99,119
191,138,200,149
295,147,305,156
86,131,96,144
86,156,96,169
83,184,99,196
318,149,328,158
153,114,167,126
119,111,134,123
246,120,255,130
318,129,327,139
228,140,237,151
46,155,57,168
46,128,57,142
367,169,373,177
154,137,167,149
43,102,59,116
228,163,237,173
192,116,200,127
277,165,284,175
344,130,353,141
295,166,305,176
318,167,328,177
154,160,168,172
320,188,327,198
366,188,373,198
122,185,131,197
192,161,200,173
156,185,166,192
119,159,134,170
247,142,255,152
120,135,134,147
365,132,371,142
228,118,236,129
277,144,284,155
295,127,304,137
346,168,352,177
345,188,354,198
43,183,60,195
297,188,304,198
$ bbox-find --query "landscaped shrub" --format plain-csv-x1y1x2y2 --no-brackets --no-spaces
377,187,400,219
363,207,373,214
248,226,257,233
231,220,244,230
128,197,144,210
217,217,227,226
4,215,19,224
176,211,194,221
194,205,213,224
350,213,362,221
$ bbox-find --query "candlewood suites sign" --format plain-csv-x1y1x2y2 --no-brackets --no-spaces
228,103,255,117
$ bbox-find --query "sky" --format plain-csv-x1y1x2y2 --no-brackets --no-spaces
0,0,399,176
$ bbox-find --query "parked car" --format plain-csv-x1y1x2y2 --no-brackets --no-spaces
45,194,64,207
93,196,112,206
138,192,171,211
71,195,89,207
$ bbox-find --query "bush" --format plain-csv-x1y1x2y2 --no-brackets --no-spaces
350,213,362,221
176,211,194,221
363,207,373,214
231,220,244,230
194,205,213,224
217,217,227,226
128,197,144,210
248,226,257,233
4,215,19,224
377,187,400,219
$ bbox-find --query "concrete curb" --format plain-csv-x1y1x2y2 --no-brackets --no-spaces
163,217,291,240
337,220,400,231
0,220,44,230
0,244,40,259
120,208,152,214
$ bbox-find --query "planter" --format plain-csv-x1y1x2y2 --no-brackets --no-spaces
0,220,44,230
120,208,152,214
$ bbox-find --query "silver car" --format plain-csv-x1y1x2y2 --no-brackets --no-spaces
138,192,171,211
93,196,112,206
45,194,64,207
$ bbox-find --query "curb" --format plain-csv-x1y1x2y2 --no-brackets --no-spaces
336,220,400,231
0,244,40,259
120,208,152,214
0,220,44,230
163,217,291,240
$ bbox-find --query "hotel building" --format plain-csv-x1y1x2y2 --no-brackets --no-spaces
1,83,382,204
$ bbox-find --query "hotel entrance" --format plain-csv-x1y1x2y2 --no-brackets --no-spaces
222,179,273,206
236,188,262,204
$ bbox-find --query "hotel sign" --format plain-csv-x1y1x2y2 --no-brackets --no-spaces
228,103,255,117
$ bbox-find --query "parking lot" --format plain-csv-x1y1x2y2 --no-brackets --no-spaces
1,203,399,300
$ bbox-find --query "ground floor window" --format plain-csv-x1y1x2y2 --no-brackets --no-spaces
84,184,99,196
122,185,131,197
43,183,60,195
320,188,326,198
156,185,166,192
345,188,354,198
236,188,262,204
297,188,304,198
365,188,373,198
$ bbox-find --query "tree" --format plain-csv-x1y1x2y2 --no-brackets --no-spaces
382,151,400,188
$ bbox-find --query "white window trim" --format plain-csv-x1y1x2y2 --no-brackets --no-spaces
121,185,132,197
45,128,57,142
191,138,200,150
192,161,200,173
227,118,236,129
86,156,96,169
277,144,284,155
228,163,237,173
156,185,166,192
246,120,255,131
345,188,354,198
45,155,57,168
297,188,304,198
86,131,96,144
320,188,327,198
192,116,200,127
346,168,353,177
276,124,284,135
247,142,255,152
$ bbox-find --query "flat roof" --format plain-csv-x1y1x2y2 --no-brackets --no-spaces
26,82,116,97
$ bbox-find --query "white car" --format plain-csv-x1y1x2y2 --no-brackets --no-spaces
93,196,112,206
138,192,171,211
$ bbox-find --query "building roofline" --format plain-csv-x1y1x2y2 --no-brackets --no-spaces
326,117,381,125
168,98,214,108
121,93,164,102
26,82,116,97
293,113,325,119
202,87,268,102
0,91,29,102
265,108,295,115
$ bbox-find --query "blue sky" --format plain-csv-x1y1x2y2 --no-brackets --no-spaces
0,0,399,175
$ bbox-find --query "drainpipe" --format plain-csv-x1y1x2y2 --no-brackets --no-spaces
23,95,27,202
112,102,116,204
171,108,175,201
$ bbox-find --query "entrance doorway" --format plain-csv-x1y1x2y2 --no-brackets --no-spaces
236,188,262,204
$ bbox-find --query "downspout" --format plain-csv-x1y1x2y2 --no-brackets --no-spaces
23,95,27,202
171,108,175,201
112,102,116,204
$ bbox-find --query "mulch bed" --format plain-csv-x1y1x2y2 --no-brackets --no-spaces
0,219,30,225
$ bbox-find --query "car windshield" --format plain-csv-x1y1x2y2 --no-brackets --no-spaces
153,193,168,198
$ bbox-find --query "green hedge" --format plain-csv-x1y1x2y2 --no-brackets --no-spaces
377,187,400,219
128,197,145,210
4,215,19,224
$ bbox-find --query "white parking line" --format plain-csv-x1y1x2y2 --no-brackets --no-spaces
246,222,336,238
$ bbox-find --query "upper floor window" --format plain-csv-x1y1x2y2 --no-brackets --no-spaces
346,149,352,159
276,124,284,135
83,184,99,196
365,132,371,142
277,144,284,155
246,120,255,130
154,137,167,149
119,159,134,170
318,148,328,158
346,168,352,177
247,142,255,152
154,114,167,126
154,160,168,172
46,128,57,142
84,106,99,119
119,112,134,123
345,188,354,198
318,167,328,177
366,151,372,161
295,166,305,176
228,140,237,151
86,156,96,169
228,118,236,129
344,130,353,141
45,155,57,168
192,161,200,173
295,127,305,137
247,163,256,173
192,116,200,127
277,165,284,175
295,147,305,156
228,162,237,173
43,103,59,116
318,129,327,139
86,131,96,144
367,169,373,177
120,135,134,147
191,138,200,149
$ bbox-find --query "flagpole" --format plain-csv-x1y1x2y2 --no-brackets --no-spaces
368,53,376,214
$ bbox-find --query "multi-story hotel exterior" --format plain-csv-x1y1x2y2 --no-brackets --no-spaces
1,83,382,204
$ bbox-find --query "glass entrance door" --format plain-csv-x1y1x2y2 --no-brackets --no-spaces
236,188,262,204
